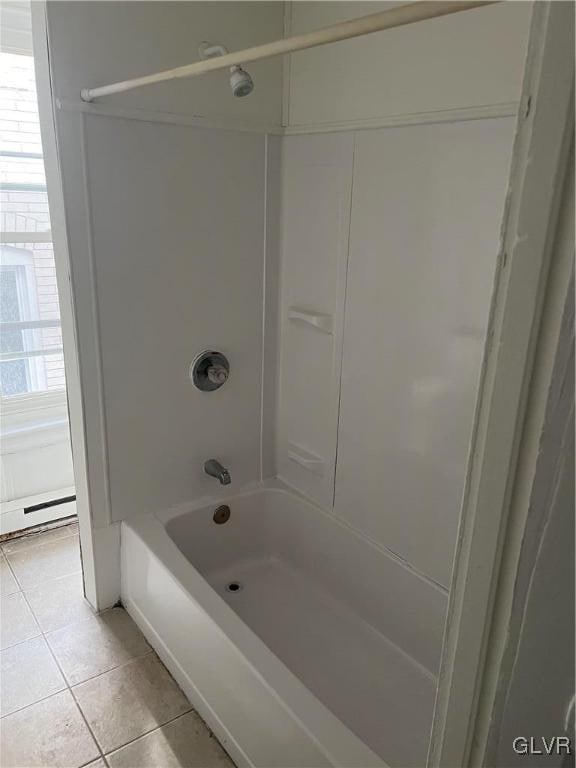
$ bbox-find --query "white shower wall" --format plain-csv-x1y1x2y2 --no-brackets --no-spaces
44,1,285,605
285,1,532,129
276,133,353,507
334,120,515,587
82,118,268,519
44,0,530,606
276,119,515,588
275,0,530,588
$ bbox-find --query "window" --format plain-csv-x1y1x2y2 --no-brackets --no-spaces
0,50,66,398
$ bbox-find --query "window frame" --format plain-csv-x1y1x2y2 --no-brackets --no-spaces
0,51,65,404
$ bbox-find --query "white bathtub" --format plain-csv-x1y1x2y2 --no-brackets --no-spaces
121,482,447,768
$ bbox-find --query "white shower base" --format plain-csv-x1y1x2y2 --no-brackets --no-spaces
121,482,446,768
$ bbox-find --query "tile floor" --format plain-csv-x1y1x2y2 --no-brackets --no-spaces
0,523,234,768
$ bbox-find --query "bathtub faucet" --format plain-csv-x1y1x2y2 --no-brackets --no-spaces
204,459,231,486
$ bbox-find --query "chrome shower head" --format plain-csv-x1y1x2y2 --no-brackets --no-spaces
229,65,254,98
198,42,254,99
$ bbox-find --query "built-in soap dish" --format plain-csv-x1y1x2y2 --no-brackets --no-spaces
288,306,333,334
287,442,325,477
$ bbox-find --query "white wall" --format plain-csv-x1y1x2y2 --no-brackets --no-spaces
81,117,266,520
277,119,515,588
47,1,283,128
335,119,515,587
276,133,353,508
44,0,529,603
0,394,75,534
276,0,531,590
44,2,284,604
285,1,532,129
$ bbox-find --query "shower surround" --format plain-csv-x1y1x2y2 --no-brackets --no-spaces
120,115,514,768
42,2,531,765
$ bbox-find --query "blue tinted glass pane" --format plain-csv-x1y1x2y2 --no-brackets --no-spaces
0,267,21,321
0,359,28,395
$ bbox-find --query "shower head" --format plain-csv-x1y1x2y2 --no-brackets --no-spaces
229,65,254,98
198,42,254,99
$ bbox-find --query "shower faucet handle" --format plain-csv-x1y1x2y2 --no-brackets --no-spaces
190,350,230,392
207,364,228,386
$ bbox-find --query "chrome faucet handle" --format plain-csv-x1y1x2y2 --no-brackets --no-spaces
207,365,228,386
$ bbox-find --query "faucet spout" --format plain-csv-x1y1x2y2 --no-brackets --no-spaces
204,459,231,486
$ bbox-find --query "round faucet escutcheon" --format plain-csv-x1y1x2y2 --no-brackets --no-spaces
190,350,230,392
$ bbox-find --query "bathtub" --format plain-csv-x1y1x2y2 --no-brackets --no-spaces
121,481,447,768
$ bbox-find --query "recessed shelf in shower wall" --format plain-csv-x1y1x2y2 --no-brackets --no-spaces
277,134,354,509
288,306,333,334
287,442,325,477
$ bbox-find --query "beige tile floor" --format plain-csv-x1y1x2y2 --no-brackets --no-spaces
0,523,234,768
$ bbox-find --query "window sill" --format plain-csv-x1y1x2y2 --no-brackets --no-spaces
1,389,67,416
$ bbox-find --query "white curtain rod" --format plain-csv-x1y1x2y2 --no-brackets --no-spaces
80,0,499,103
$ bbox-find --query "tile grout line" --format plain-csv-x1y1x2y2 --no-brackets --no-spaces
3,543,82,594
2,569,83,601
1,552,43,652
20,567,84,593
0,679,68,721
65,647,156,689
23,581,154,689
1,573,96,654
69,686,108,763
19,585,107,763
2,549,22,592
102,707,195,761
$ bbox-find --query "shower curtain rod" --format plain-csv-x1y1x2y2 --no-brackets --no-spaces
80,0,499,103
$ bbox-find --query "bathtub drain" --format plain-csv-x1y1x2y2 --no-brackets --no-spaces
226,581,242,593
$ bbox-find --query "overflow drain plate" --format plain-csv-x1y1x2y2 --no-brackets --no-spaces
226,581,243,593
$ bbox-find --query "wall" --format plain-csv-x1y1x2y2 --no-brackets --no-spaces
0,392,75,534
45,0,530,603
47,1,283,128
277,119,515,588
335,119,515,587
44,1,284,605
276,1,530,588
83,118,267,519
285,1,532,130
276,133,352,508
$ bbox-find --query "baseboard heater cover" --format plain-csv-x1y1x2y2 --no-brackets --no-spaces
24,495,76,514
